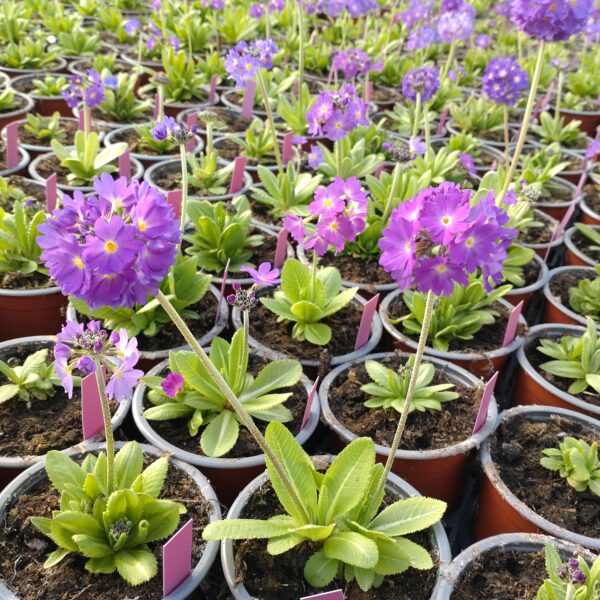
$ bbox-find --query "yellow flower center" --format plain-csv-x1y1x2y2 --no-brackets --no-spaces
441,216,451,225
329,222,338,231
435,264,448,273
104,240,119,254
73,256,84,269
465,236,475,248
244,63,253,71
138,220,147,232
324,199,332,207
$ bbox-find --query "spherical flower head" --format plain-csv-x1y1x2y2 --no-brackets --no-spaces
402,67,440,103
511,0,592,41
407,25,438,50
482,56,529,105
240,261,281,286
437,9,474,43
161,372,184,397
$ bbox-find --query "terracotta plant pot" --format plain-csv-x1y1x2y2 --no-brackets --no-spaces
532,178,579,222
560,107,600,137
132,360,321,505
319,351,497,510
435,533,597,598
379,290,526,379
0,441,221,599
474,405,600,550
505,253,549,310
580,194,600,225
0,285,67,342
542,266,597,327
564,225,598,267
520,209,563,260
219,458,452,599
0,91,35,130
514,323,600,418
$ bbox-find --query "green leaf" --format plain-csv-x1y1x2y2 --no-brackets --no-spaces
323,532,379,568
393,537,433,569
72,534,113,558
304,550,339,588
203,518,292,540
281,258,311,303
369,497,446,536
143,403,194,421
200,410,239,458
43,547,71,568
45,451,86,494
267,533,304,555
114,549,157,586
240,359,302,400
115,442,143,490
291,300,323,323
0,384,19,403
373,538,411,576
140,457,169,498
304,322,332,345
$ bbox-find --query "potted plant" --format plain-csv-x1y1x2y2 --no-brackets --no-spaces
564,223,600,267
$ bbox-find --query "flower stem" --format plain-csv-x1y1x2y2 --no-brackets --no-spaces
241,309,250,372
83,101,90,138
498,41,545,204
157,83,165,122
311,251,318,303
334,140,343,176
256,70,284,174
554,70,564,127
382,163,401,223
155,290,310,523
423,101,430,152
412,93,421,140
179,144,188,233
441,40,456,80
367,289,436,516
94,357,115,493
503,104,510,170
297,0,305,89
565,584,575,600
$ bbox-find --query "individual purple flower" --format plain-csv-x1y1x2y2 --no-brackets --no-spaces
414,256,469,296
572,569,586,585
146,35,159,52
106,356,144,402
62,69,106,109
585,139,600,160
402,67,439,103
124,19,140,35
309,184,346,218
282,213,307,243
202,0,224,8
409,137,426,157
511,0,592,41
475,34,490,47
459,152,476,175
437,9,474,43
332,48,382,80
161,372,184,397
307,145,323,170
240,262,281,286
250,3,265,17
482,56,529,105
151,116,177,142
420,184,471,245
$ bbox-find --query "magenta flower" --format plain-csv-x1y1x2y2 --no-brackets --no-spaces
282,213,306,243
414,256,469,296
240,262,281,286
585,139,600,160
420,184,471,245
459,152,477,176
161,372,184,397
309,185,345,218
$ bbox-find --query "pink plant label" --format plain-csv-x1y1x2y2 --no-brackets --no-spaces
5,121,19,168
118,150,131,179
301,591,345,600
153,93,160,119
241,80,257,119
363,81,373,103
185,113,198,152
472,372,498,435
502,300,523,347
554,201,577,240
208,74,218,103
81,367,106,440
282,131,294,165
574,159,589,197
78,106,91,132
46,173,58,212
229,156,247,194
354,294,380,351
274,228,288,268
437,108,449,134
215,258,231,325
374,162,385,178
167,189,182,219
301,376,319,431
162,518,193,597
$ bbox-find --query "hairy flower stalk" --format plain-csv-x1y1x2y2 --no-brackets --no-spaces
256,70,283,173
94,356,115,491
297,1,306,89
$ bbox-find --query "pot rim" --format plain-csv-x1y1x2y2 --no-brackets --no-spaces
8,74,68,100
480,404,600,549
220,457,452,600
0,145,30,177
319,350,498,460
565,225,598,267
131,356,321,468
0,281,62,297
220,88,268,118
505,253,550,298
0,440,222,600
0,56,68,75
581,195,600,222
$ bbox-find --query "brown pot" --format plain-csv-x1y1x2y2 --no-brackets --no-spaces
564,225,598,267
0,286,67,342
532,179,578,222
474,405,600,550
9,74,71,117
505,254,549,311
542,266,596,327
560,107,600,137
0,92,35,130
580,195,600,226
319,351,497,511
520,209,563,260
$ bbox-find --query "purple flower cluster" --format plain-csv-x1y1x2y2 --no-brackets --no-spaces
396,0,434,28
123,17,165,51
382,137,426,161
151,116,196,144
437,8,474,43
202,0,224,8
557,557,586,586
249,0,284,18
38,174,180,310
54,320,143,402
62,70,112,109
224,39,278,89
316,0,379,17
482,56,529,105
331,48,383,80
512,0,592,41
407,25,439,50
379,183,516,296
306,85,369,141
402,67,440,103
283,177,368,255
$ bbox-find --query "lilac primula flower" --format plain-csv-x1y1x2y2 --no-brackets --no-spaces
512,0,592,41
282,213,307,243
307,145,323,170
151,116,177,141
224,39,278,89
459,152,477,176
161,373,184,397
332,48,382,80
585,139,600,160
240,262,281,286
437,9,474,43
482,56,529,106
62,69,106,109
402,67,439,103
407,25,438,50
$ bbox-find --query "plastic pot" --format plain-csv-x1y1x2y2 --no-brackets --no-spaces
0,91,35,129
542,266,597,327
560,107,600,137
0,335,132,489
379,290,525,379
505,253,549,310
319,351,497,510
435,533,598,598
520,209,564,260
132,360,321,505
0,56,68,78
0,72,8,88
220,89,268,119
9,74,70,116
532,178,579,222
214,135,284,181
144,157,254,202
474,405,600,550
220,458,452,600
0,146,29,177
514,323,600,418
176,106,255,139
580,194,600,226
564,225,598,267
0,441,221,599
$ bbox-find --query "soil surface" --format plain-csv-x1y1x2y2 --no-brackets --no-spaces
491,414,600,537
450,547,547,599
215,137,277,167
196,107,253,135
572,229,600,263
318,253,394,288
33,154,94,187
143,355,308,458
234,479,440,600
327,354,482,451
0,175,45,210
583,182,600,215
18,119,79,148
0,341,117,457
151,160,235,196
0,269,56,291
0,454,211,599
108,127,178,157
516,258,542,289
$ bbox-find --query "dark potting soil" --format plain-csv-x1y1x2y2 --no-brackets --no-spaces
143,355,308,458
491,414,600,537
0,455,211,600
518,214,556,245
515,257,541,289
533,184,574,205
0,269,56,291
583,182,600,216
572,229,600,262
387,297,525,354
548,269,591,315
226,232,278,278
152,160,234,196
33,154,90,187
318,253,394,288
0,342,117,456
91,106,152,126
249,300,364,363
72,58,135,75
0,175,46,210
450,547,546,600
371,87,405,104
109,127,178,157
18,118,80,148
327,354,481,451
525,341,600,407
234,480,439,600
216,138,277,167
198,107,253,134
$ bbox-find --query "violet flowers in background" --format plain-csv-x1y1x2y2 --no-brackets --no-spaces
224,39,278,89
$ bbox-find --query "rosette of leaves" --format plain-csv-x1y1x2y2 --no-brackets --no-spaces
186,147,233,197
211,6,257,45
517,143,569,193
0,39,58,70
381,104,437,138
261,259,358,346
569,266,600,321
247,67,295,110
574,223,600,254
361,356,458,414
276,82,316,135
97,73,152,123
143,329,301,457
58,28,102,57
24,112,66,143
531,112,587,148
31,75,68,97
251,163,322,219
203,423,446,591
0,88,16,112
317,131,384,180
71,255,211,338
0,176,34,206
564,54,600,111
538,317,600,396
31,441,185,585
448,96,504,137
226,119,277,164
541,437,600,497
397,281,512,352
184,195,263,272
